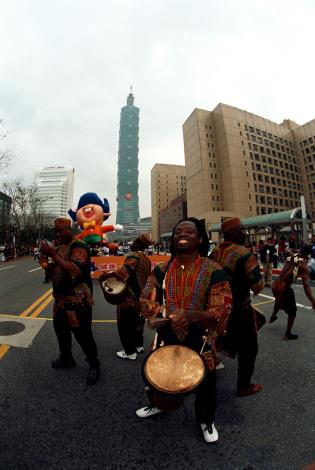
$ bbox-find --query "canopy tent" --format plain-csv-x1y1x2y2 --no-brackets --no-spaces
209,208,311,233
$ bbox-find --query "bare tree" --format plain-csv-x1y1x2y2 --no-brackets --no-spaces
2,179,53,245
0,119,13,174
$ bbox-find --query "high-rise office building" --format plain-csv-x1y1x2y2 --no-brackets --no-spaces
116,90,140,225
34,166,74,218
151,163,186,241
182,103,315,229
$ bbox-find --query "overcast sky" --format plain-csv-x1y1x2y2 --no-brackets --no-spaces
1,0,315,221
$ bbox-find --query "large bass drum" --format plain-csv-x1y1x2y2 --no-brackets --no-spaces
143,344,206,411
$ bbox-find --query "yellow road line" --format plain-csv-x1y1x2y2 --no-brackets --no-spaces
1,312,117,323
20,289,52,317
30,294,53,318
0,288,53,360
0,344,10,359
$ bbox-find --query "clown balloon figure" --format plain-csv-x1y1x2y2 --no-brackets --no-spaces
68,192,123,249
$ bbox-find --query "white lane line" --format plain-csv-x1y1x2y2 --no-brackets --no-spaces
0,265,15,271
258,293,312,310
29,267,42,273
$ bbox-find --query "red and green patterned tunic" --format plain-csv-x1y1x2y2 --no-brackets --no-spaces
210,242,263,307
147,256,232,355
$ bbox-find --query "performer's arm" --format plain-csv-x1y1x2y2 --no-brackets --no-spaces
170,280,232,332
300,265,315,308
115,254,140,282
245,254,264,295
40,241,87,280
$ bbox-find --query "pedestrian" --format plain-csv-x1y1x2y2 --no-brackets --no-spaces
137,218,232,443
310,235,315,260
210,217,264,397
270,245,315,340
278,236,288,264
33,246,39,261
251,240,258,259
111,233,153,360
273,240,279,269
40,218,100,385
259,237,277,286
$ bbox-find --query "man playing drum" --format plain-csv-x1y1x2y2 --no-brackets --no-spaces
113,234,152,360
138,218,232,443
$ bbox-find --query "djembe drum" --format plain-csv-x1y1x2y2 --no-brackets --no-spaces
143,344,206,411
99,272,128,305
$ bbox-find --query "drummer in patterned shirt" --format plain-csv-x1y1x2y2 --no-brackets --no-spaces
210,218,264,397
114,234,152,360
137,217,232,444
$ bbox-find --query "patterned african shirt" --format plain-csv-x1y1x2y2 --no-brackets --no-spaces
210,242,263,308
116,251,152,308
147,256,232,352
48,239,93,326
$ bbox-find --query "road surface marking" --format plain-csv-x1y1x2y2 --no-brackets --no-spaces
1,313,116,323
0,265,15,271
30,294,53,317
20,289,53,317
258,293,312,309
0,289,53,359
29,267,42,273
0,344,10,359
253,299,274,307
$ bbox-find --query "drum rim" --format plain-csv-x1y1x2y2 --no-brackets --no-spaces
144,344,206,395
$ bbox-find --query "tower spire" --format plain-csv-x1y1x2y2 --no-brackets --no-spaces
127,86,134,106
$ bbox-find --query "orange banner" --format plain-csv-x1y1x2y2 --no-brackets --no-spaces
91,255,171,279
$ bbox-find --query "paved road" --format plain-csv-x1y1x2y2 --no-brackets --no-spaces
0,257,314,470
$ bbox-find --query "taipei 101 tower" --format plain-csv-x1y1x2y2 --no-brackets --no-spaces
116,88,140,225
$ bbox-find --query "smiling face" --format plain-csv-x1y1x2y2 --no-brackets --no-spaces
172,220,202,254
76,204,104,226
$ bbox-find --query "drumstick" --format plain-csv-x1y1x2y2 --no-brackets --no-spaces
148,317,170,329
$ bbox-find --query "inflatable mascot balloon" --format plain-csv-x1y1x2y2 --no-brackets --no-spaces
68,192,123,248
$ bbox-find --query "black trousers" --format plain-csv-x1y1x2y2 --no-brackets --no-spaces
194,370,216,424
236,333,258,390
146,370,216,425
53,303,99,366
223,306,258,390
116,305,145,355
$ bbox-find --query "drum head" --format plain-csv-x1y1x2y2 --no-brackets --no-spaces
99,273,127,305
102,276,125,294
144,345,205,394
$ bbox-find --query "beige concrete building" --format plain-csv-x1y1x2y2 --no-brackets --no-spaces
151,164,186,241
159,192,187,242
182,103,315,232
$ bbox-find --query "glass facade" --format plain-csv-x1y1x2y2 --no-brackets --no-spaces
116,91,140,224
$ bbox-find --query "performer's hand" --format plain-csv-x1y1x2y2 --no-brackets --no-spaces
170,308,190,331
114,224,123,231
139,298,161,319
40,241,55,257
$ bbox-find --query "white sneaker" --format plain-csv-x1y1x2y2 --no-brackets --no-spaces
136,346,144,353
200,422,219,443
216,362,225,370
136,406,163,418
116,350,137,360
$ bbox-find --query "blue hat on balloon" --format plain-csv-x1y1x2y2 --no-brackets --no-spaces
68,192,110,222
